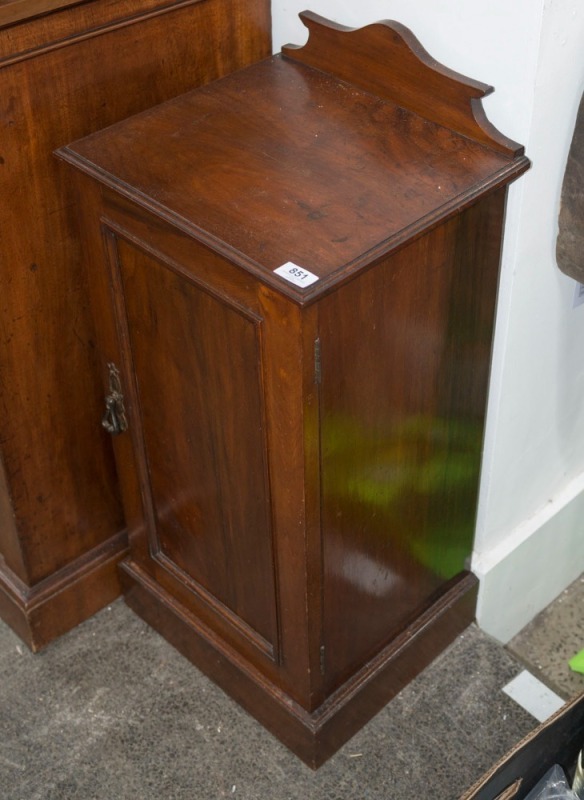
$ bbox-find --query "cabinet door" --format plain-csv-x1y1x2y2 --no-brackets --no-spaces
109,236,279,661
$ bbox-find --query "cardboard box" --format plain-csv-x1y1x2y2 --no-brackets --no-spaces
461,692,584,799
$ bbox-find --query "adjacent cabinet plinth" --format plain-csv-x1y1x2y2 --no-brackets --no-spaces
59,13,530,766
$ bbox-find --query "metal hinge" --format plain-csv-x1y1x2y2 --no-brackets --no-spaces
314,337,321,385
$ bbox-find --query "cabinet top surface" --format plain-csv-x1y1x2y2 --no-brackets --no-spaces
60,14,529,299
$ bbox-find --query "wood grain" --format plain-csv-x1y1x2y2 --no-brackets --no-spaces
60,13,528,765
0,0,85,28
283,11,524,157
319,190,506,692
60,55,528,304
111,235,279,657
0,0,271,649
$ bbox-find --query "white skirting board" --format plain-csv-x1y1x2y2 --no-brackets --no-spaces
472,474,584,643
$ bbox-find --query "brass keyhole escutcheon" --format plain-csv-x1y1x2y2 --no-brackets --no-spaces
102,362,128,436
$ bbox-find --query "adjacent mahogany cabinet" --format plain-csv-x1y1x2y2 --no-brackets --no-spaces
0,0,271,650
59,13,530,766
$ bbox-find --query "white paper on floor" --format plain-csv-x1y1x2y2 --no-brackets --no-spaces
502,670,565,723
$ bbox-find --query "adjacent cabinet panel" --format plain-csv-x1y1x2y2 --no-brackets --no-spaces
59,13,530,767
0,0,272,650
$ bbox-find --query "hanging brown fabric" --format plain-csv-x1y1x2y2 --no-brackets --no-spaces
557,93,584,281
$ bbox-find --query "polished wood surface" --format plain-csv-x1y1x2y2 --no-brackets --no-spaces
0,0,85,27
282,11,524,157
0,0,271,650
70,190,320,704
113,236,278,657
60,13,529,766
122,561,478,768
66,55,528,302
319,189,506,693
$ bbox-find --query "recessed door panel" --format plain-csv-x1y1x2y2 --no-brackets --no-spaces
113,237,278,653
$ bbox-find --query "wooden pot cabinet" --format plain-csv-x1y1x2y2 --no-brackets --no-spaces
59,13,530,767
0,0,271,650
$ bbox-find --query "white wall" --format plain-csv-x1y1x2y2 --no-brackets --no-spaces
473,0,584,640
273,0,584,641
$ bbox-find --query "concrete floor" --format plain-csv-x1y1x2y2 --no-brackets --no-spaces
0,576,582,800
509,575,584,699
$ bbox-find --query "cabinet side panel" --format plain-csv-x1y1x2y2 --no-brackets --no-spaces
114,239,278,652
319,192,506,691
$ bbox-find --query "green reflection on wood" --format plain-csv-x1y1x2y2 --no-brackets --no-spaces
321,414,482,580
